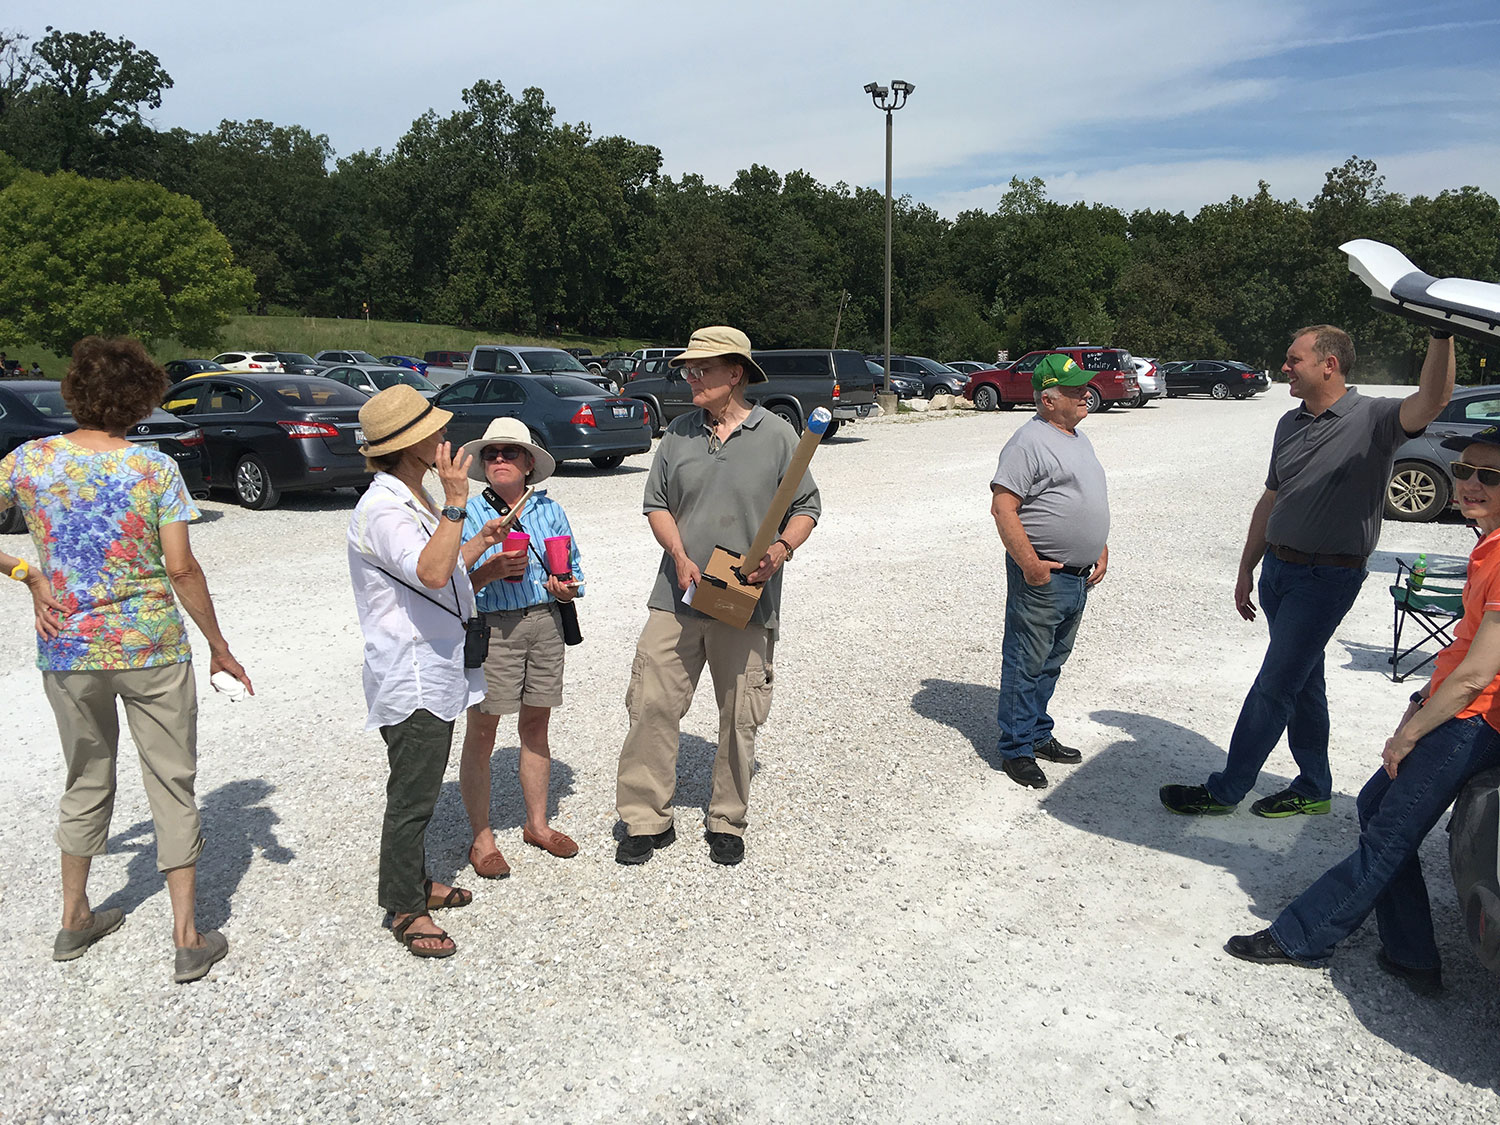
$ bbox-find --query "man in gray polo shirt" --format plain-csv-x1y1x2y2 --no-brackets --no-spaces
1162,325,1454,817
614,325,820,866
990,353,1111,789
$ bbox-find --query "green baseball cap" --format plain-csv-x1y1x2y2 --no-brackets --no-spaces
1031,353,1093,391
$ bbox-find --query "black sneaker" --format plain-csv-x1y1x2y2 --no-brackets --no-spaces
706,831,745,866
1376,948,1443,997
1001,756,1048,789
1250,787,1331,818
1224,928,1317,968
1033,736,1082,764
615,825,676,866
1160,783,1236,816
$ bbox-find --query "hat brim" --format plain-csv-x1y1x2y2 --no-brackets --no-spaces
1442,433,1500,453
459,435,556,484
359,404,453,457
668,348,767,384
1033,372,1094,391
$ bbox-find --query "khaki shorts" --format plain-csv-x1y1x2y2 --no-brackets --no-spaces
479,604,565,714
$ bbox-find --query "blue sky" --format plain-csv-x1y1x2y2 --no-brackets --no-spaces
18,0,1500,216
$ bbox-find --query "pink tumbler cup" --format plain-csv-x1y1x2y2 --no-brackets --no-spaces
544,535,572,577
502,532,530,581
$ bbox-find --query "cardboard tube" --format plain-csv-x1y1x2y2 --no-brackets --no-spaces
740,408,832,573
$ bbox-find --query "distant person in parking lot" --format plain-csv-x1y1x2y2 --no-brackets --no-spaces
1161,326,1454,818
989,353,1110,790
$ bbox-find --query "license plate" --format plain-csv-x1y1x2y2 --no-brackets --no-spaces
612,406,628,418
136,440,159,450
355,428,365,444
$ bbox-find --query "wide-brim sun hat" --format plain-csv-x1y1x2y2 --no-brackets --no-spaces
1031,353,1094,392
668,325,768,384
359,384,453,456
459,417,556,484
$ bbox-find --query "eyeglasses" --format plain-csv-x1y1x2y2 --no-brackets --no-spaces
482,446,527,463
683,364,731,382
1451,461,1500,486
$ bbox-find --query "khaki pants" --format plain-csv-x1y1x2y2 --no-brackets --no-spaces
43,662,203,872
616,609,775,837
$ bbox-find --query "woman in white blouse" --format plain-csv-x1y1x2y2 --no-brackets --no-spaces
346,386,507,959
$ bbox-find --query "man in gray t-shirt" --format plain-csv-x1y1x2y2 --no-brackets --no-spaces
989,354,1111,789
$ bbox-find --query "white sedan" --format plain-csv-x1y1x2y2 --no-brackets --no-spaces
212,351,284,373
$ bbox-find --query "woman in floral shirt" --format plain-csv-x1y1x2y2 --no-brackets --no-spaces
0,337,251,984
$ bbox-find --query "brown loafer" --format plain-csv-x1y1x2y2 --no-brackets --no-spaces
469,843,511,879
523,826,579,859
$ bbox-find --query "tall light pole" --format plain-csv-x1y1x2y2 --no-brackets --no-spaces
864,79,914,396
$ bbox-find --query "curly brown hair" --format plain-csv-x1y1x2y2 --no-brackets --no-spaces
61,337,169,431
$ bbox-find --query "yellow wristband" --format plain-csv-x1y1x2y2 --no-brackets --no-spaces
7,560,29,582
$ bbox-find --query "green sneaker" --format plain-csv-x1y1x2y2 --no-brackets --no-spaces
1250,788,1331,818
1159,784,1237,816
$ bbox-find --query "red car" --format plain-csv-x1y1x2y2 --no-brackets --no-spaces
964,347,1139,414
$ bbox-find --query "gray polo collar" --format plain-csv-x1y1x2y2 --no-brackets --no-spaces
695,403,768,437
1297,387,1360,419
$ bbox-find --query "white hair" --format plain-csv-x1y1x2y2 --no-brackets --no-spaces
1034,386,1064,408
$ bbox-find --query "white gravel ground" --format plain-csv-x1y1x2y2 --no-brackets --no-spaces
1,387,1497,1124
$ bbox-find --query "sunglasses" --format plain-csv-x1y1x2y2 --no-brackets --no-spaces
481,446,528,463
1451,461,1500,486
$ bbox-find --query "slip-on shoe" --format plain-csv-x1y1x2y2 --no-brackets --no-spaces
174,930,229,984
1224,929,1317,968
469,843,511,879
52,907,125,962
523,825,579,859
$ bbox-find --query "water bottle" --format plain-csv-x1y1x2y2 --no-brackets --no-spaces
1411,553,1428,591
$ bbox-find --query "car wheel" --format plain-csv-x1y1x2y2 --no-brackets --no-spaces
1084,386,1103,414
1125,390,1145,407
1210,382,1230,399
822,418,841,440
926,386,946,400
589,454,625,470
1386,460,1450,522
974,385,999,412
234,455,280,510
0,505,24,534
770,404,802,433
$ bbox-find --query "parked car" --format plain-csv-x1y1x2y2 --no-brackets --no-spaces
0,381,209,531
431,373,652,469
866,355,969,399
273,352,325,376
945,360,993,376
468,344,621,394
964,348,1138,414
1159,360,1269,399
563,347,593,359
421,365,470,390
629,346,684,364
1128,357,1166,406
321,364,440,399
161,373,370,510
314,349,383,367
1386,384,1500,521
865,359,924,399
164,359,227,380
379,355,429,376
589,351,631,375
423,349,470,369
212,351,284,373
626,349,876,438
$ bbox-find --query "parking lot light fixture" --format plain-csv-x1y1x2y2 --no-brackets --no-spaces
865,80,915,397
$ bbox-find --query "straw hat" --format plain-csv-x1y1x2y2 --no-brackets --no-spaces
668,325,767,383
458,417,556,484
358,385,452,456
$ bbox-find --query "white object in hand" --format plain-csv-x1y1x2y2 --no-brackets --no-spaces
210,670,246,701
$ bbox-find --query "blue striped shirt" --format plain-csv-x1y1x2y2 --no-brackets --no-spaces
463,489,585,613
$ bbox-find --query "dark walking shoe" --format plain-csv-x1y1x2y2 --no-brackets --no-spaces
615,825,676,866
1160,784,1236,816
1376,948,1444,997
706,831,745,866
174,930,229,983
1032,736,1082,764
52,907,125,962
1250,787,1332,818
1224,929,1317,968
1001,756,1048,789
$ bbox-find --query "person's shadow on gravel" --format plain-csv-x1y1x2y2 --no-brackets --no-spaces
98,778,293,929
911,678,997,762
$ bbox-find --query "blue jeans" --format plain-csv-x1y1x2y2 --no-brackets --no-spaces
1270,715,1500,966
1206,553,1366,805
996,555,1089,760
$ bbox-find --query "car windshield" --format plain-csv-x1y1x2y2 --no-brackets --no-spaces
913,358,960,375
278,353,316,365
370,368,437,392
519,350,588,373
536,375,609,398
268,380,369,407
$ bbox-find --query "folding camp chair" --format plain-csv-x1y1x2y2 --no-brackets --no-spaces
1389,555,1467,683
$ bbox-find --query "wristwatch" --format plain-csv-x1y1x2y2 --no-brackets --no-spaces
6,560,27,582
1430,328,1452,339
1409,690,1426,706
775,538,795,561
441,506,465,523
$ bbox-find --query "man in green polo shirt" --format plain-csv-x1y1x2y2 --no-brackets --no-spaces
614,326,821,867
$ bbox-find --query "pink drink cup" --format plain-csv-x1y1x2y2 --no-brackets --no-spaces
544,535,572,577
502,531,530,581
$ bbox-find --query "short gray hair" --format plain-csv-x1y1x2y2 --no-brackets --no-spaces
1034,386,1063,408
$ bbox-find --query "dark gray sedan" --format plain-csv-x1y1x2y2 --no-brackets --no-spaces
433,374,652,470
1386,384,1500,521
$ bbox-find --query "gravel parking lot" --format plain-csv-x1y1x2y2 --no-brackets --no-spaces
1,389,1497,1123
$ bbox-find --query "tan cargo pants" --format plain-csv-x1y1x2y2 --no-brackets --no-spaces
616,609,775,837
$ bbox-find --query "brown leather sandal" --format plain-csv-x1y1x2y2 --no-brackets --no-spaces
469,843,511,879
424,879,473,909
392,911,456,959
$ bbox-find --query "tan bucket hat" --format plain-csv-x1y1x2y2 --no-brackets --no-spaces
668,325,767,383
458,417,555,484
358,384,453,457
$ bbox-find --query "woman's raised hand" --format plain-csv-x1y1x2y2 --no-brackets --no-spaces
435,442,472,507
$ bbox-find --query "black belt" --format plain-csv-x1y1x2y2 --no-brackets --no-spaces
1048,562,1094,577
487,603,555,618
1268,544,1366,570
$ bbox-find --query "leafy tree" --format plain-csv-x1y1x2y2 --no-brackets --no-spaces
0,169,254,351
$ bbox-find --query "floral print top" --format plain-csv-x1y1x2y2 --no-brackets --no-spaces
0,435,198,671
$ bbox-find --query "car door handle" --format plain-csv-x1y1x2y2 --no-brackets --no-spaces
220,428,237,435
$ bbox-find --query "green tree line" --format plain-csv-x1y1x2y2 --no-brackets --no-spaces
2,25,1498,378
